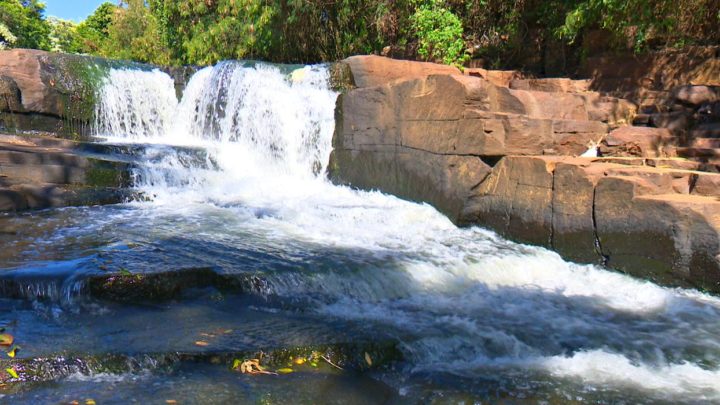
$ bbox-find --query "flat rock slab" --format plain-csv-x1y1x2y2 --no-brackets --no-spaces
0,133,135,212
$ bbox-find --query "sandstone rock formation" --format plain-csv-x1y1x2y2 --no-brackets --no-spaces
0,134,133,211
0,49,158,138
330,55,720,293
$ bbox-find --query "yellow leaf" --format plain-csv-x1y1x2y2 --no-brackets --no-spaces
0,334,13,347
294,358,306,365
277,368,294,374
85,400,96,405
364,352,373,366
232,359,241,370
6,346,18,358
166,401,178,405
5,367,18,379
194,341,209,347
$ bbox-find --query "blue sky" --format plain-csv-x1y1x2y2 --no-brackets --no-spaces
44,0,110,22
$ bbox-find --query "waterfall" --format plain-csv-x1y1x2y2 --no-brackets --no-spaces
94,69,178,140
95,63,336,182
90,64,720,402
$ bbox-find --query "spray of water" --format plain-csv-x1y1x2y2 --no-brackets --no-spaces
93,63,720,401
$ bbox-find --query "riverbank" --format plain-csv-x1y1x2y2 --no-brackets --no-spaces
1,48,719,293
329,53,720,293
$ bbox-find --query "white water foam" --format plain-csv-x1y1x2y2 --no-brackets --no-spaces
93,64,720,401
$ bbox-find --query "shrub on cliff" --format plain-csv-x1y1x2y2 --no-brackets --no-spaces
411,0,469,66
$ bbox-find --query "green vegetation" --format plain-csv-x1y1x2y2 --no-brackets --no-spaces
0,0,50,50
412,0,469,66
0,0,717,69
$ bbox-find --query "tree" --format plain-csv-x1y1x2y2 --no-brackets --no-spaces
103,0,171,65
0,0,51,50
48,17,81,53
75,2,117,54
0,22,17,49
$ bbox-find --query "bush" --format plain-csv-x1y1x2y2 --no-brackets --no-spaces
0,22,17,49
411,0,469,66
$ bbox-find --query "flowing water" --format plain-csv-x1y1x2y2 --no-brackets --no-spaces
1,62,720,404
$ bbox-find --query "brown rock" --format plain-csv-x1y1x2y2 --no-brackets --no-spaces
0,75,23,112
552,160,610,262
464,68,521,87
343,55,461,88
461,156,556,246
329,149,491,222
509,78,591,93
693,173,720,197
600,126,675,158
595,179,720,289
672,85,720,106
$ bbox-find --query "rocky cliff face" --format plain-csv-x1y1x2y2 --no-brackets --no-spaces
330,54,720,293
0,49,166,139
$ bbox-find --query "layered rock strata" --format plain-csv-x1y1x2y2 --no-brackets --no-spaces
330,55,720,292
0,134,133,211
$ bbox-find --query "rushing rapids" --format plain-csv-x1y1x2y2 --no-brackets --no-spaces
1,63,719,403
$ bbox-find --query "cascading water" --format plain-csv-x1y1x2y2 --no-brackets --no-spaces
5,63,719,403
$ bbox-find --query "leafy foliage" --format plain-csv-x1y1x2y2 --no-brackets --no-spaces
102,0,170,65
74,2,117,54
0,0,51,50
0,0,717,68
412,0,468,65
0,21,16,49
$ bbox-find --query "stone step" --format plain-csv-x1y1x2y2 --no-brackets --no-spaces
691,138,720,148
0,149,88,168
0,184,133,211
675,147,720,158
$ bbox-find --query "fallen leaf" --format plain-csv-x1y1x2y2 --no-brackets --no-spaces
364,352,373,366
85,400,96,405
6,346,19,358
277,368,294,374
5,367,18,379
0,334,13,347
166,401,178,405
294,358,306,365
70,401,80,405
194,341,209,347
237,359,276,375
232,359,242,370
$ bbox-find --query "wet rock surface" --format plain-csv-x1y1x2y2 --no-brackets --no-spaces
0,134,136,212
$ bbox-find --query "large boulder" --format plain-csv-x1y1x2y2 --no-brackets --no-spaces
459,156,556,246
330,55,720,293
0,49,156,138
600,126,676,157
595,178,720,289
342,55,461,88
672,85,720,107
459,155,720,291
